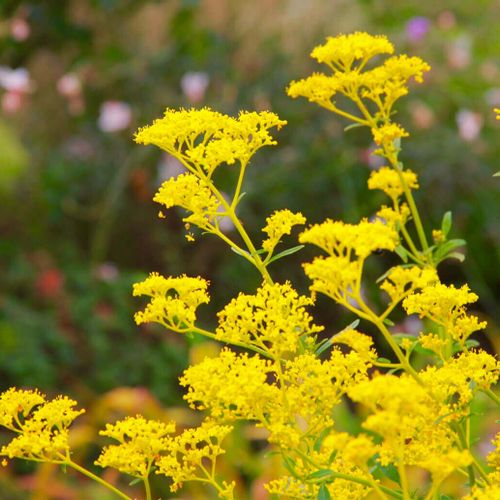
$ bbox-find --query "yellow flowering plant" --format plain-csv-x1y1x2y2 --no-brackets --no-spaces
1,32,499,500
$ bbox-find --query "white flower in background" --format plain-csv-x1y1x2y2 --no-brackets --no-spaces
0,66,33,113
97,101,132,132
0,66,32,93
180,71,209,104
456,109,483,142
157,153,186,183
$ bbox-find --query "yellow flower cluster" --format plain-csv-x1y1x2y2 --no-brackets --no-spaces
95,415,175,478
421,350,500,411
261,209,306,253
380,265,438,305
299,218,398,305
180,348,279,420
133,273,209,331
403,283,487,345
0,388,84,463
154,173,221,232
156,421,234,496
332,328,378,362
135,108,286,176
368,166,419,200
216,282,323,357
348,374,470,476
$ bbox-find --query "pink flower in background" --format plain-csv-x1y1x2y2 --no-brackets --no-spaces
456,109,483,142
405,17,430,43
447,35,472,70
97,101,132,132
57,73,84,115
157,153,185,183
10,18,30,41
57,73,82,97
181,71,209,103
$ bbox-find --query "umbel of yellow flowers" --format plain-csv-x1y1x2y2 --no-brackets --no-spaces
1,32,499,500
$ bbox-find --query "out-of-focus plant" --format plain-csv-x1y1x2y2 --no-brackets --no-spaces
1,33,499,499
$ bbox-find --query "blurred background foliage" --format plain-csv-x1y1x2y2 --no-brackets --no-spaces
0,0,499,498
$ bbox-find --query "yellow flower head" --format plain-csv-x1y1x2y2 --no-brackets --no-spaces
380,265,438,305
180,348,279,420
216,281,323,357
95,415,175,479
0,389,84,463
332,329,378,362
310,32,394,71
135,108,286,175
375,204,411,230
494,108,500,120
133,273,210,331
403,283,487,343
261,209,306,253
368,166,419,199
153,173,220,232
300,218,398,259
156,420,234,495
371,123,409,147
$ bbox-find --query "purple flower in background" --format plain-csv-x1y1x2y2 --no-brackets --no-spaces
406,16,431,42
97,101,132,133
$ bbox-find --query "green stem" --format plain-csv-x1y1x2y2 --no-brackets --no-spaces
390,159,430,257
67,460,132,500
144,475,152,500
192,326,273,359
483,388,500,406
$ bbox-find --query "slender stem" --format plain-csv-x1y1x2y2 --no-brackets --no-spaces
231,160,248,210
398,462,410,500
389,158,430,256
192,326,273,359
483,388,500,406
144,475,152,500
67,460,132,500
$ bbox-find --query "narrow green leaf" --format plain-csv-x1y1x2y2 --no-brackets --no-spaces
441,211,452,237
377,357,392,364
267,245,304,264
317,484,332,500
344,122,365,131
464,339,480,348
383,318,395,326
129,477,142,486
307,469,334,482
314,426,334,453
446,251,465,262
493,171,500,177
395,245,409,263
230,246,249,257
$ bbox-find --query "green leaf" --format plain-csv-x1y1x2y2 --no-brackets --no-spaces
370,462,401,485
267,245,304,264
441,211,452,237
464,339,480,348
493,171,500,177
377,357,392,364
317,484,332,500
344,122,365,132
129,477,142,486
316,320,360,356
395,245,409,263
282,455,298,477
446,252,465,262
230,246,249,257
314,426,334,453
307,469,334,483
383,318,395,326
